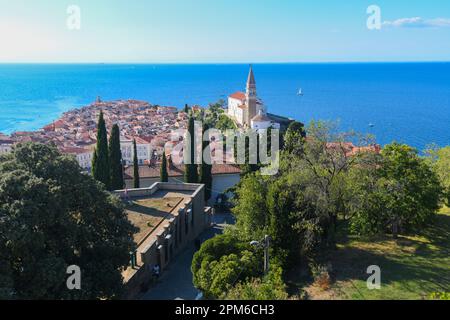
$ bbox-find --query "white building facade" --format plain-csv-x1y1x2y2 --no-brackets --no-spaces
0,134,14,155
0,143,12,155
120,137,153,165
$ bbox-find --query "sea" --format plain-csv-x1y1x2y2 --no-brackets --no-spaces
0,63,449,151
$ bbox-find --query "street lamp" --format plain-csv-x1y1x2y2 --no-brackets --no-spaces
250,235,271,275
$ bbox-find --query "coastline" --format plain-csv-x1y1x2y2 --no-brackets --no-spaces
0,63,449,150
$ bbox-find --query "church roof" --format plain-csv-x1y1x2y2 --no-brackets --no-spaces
252,113,271,122
229,92,246,101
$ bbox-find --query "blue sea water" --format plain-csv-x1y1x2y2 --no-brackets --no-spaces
0,63,449,150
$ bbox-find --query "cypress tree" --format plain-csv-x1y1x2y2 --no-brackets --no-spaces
92,111,110,189
199,123,213,201
184,116,199,183
160,152,169,182
133,139,140,188
109,124,124,190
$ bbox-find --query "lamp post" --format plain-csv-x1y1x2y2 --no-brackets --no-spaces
250,235,271,275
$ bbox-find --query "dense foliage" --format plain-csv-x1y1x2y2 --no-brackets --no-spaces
349,143,442,236
92,111,111,189
427,146,450,206
0,143,136,299
283,121,306,154
224,266,288,300
191,234,262,299
193,119,445,300
109,124,124,190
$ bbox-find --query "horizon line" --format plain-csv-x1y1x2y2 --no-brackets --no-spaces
1,60,450,65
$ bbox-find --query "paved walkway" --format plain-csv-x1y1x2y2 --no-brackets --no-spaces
141,213,235,300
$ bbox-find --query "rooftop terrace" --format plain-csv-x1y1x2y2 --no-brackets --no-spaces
114,182,206,286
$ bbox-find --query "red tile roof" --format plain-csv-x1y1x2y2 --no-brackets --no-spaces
229,92,246,101
124,163,241,180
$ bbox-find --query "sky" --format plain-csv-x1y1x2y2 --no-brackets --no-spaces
0,0,449,63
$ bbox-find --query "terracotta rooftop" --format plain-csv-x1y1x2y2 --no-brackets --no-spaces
124,163,241,180
229,92,246,101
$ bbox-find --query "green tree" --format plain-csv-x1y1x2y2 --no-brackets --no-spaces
232,173,269,239
199,124,213,202
224,266,288,300
109,124,124,190
216,114,237,131
232,121,376,260
283,121,306,154
191,234,261,299
184,104,190,113
160,152,169,182
267,178,299,260
427,146,450,206
350,143,442,237
184,116,199,183
0,143,136,299
132,139,140,188
92,111,110,189
279,121,369,247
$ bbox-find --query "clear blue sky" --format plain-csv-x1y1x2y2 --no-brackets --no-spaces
1,0,449,63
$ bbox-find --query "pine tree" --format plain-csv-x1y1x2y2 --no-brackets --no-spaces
184,116,199,183
160,152,169,182
133,139,140,188
109,124,124,190
92,111,110,189
199,124,213,201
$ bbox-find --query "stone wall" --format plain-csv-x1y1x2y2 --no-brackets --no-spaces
114,182,212,299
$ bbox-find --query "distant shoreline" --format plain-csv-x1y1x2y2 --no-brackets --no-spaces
0,63,448,150
1,61,450,65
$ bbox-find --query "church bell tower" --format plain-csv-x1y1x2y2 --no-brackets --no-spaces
245,65,257,126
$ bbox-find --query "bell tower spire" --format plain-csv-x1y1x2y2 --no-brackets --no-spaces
245,65,257,126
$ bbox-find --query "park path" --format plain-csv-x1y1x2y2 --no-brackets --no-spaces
141,213,235,300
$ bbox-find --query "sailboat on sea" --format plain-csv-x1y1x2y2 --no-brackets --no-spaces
297,88,304,96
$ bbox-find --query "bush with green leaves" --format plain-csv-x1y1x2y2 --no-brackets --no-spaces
191,234,262,299
224,266,288,300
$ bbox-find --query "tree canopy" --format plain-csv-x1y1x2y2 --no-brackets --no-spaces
109,124,124,190
191,234,262,299
192,120,446,299
427,146,450,206
0,143,136,299
350,143,442,236
92,111,111,189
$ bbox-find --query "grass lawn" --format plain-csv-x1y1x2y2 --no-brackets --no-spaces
293,207,450,300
